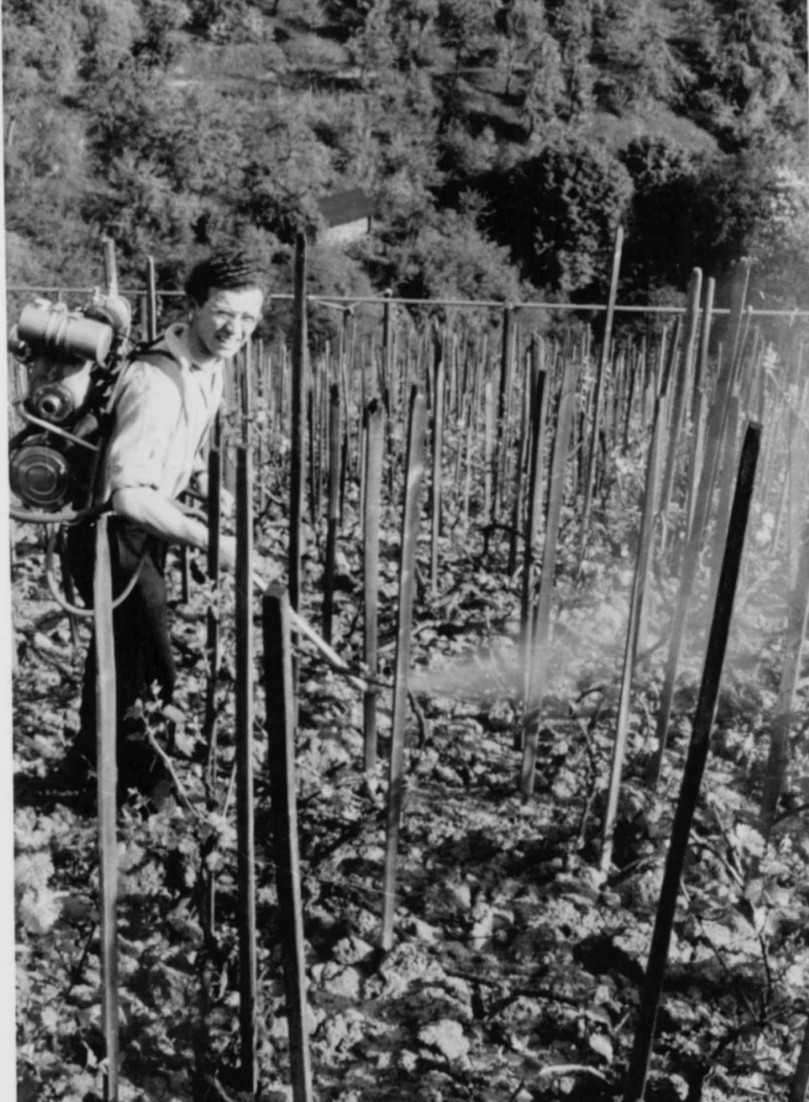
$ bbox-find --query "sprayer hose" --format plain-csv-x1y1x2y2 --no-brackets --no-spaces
44,523,145,619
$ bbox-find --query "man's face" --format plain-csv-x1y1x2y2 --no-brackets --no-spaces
189,285,264,361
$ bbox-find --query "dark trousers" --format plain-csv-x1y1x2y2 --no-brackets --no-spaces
66,517,175,777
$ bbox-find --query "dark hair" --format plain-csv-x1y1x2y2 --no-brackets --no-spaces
185,250,265,305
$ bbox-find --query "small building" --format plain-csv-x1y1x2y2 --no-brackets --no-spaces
318,188,374,245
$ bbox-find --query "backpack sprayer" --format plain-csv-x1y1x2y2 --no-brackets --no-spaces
8,290,133,522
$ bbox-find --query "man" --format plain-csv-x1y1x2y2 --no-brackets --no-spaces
65,249,265,796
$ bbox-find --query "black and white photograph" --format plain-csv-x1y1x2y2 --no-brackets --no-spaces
5,3,809,1100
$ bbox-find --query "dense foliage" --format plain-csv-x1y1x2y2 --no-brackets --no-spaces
4,0,809,305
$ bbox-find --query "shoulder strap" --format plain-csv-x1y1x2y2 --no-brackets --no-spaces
83,338,183,506
127,337,181,371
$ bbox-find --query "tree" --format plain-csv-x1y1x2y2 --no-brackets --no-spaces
186,0,256,43
437,0,498,74
622,141,809,304
81,150,199,264
135,0,191,66
355,203,523,301
521,31,565,134
545,0,595,119
593,0,689,112
485,137,633,295
619,137,706,295
320,0,376,41
732,162,809,305
3,0,89,99
674,0,803,150
78,0,143,82
348,0,444,73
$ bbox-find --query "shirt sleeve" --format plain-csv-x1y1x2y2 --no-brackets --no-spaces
104,360,181,494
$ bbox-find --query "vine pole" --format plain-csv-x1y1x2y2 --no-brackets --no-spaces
509,341,535,576
579,224,623,558
102,236,118,297
520,358,579,792
760,509,809,836
235,350,257,1093
429,327,445,595
0,79,13,1098
203,411,223,937
145,254,157,342
790,1013,809,1102
683,277,715,542
94,516,119,1102
363,398,385,771
290,231,307,618
381,388,427,951
657,268,702,554
490,303,514,540
519,340,549,693
322,382,341,643
599,384,667,873
622,423,761,1102
263,583,314,1102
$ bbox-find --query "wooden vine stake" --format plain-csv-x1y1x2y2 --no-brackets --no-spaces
520,359,579,792
322,383,341,643
381,388,427,951
579,224,623,557
94,515,119,1102
203,412,223,936
145,254,158,342
508,343,535,576
657,268,702,554
519,343,549,689
708,391,741,581
492,304,514,523
204,413,223,752
235,356,258,1093
289,231,307,616
102,236,118,296
429,330,445,595
760,509,809,837
482,378,495,553
599,387,666,873
622,422,761,1102
263,583,314,1102
790,1017,809,1102
682,278,715,545
363,398,385,771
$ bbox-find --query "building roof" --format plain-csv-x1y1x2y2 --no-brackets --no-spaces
318,188,373,227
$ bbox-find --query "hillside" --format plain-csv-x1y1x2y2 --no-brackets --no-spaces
4,0,809,306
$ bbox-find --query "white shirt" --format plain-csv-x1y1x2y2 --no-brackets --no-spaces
101,323,224,503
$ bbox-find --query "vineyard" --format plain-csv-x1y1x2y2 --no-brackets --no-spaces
10,242,809,1102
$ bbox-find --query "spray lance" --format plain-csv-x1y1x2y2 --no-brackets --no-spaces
250,569,389,693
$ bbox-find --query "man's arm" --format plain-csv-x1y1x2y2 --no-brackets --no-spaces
112,486,236,568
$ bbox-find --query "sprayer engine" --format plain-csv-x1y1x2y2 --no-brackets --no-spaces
9,292,132,514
